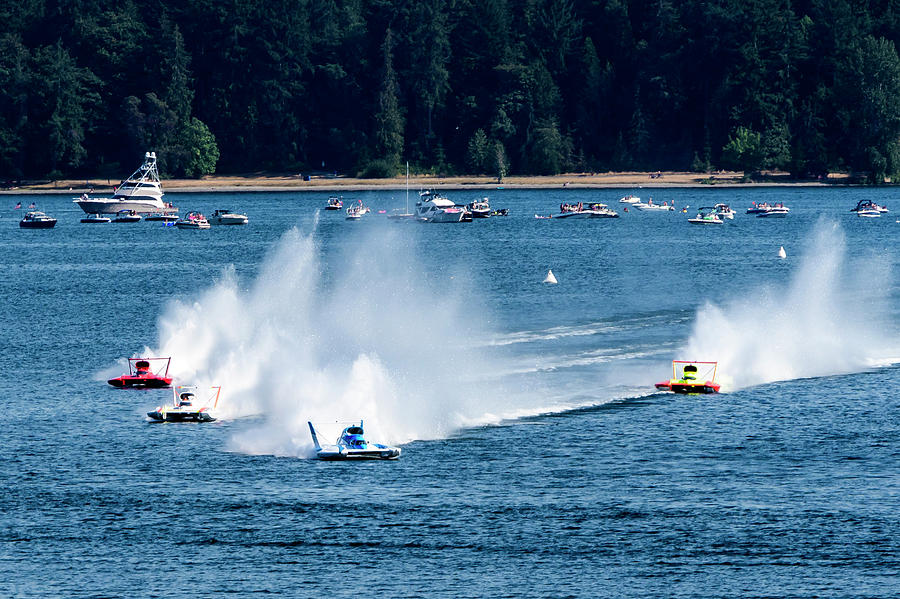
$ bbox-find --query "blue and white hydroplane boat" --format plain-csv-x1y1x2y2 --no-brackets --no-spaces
308,421,401,460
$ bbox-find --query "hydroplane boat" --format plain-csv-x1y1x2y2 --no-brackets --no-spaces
655,361,720,394
308,421,401,460
108,357,173,388
147,385,221,422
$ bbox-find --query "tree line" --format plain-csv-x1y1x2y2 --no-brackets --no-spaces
3,0,900,183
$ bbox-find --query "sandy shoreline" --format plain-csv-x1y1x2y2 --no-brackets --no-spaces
1,170,852,194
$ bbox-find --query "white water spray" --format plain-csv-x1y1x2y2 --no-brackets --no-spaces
682,220,897,391
147,223,515,457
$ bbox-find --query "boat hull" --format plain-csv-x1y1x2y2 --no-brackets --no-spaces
73,198,171,214
20,220,57,228
147,408,215,422
109,375,173,388
655,381,720,394
316,447,401,460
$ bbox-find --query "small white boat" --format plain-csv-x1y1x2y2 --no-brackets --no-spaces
713,204,736,219
210,209,248,225
325,196,344,210
80,213,111,223
756,203,790,218
583,202,619,218
618,194,642,204
308,421,401,460
633,199,675,212
147,385,221,422
851,199,887,215
175,212,210,229
113,209,142,223
466,197,491,218
552,202,618,218
689,207,724,225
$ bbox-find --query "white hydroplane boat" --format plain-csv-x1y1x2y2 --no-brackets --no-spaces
308,421,401,460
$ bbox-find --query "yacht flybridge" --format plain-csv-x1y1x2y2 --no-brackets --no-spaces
74,152,176,215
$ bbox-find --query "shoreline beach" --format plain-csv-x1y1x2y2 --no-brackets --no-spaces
0,170,854,194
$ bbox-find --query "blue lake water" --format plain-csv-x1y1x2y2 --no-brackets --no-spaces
1,187,899,597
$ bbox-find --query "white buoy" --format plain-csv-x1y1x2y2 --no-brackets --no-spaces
543,269,558,284
778,246,787,259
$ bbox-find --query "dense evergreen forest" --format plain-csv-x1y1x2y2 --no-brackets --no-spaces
4,0,900,182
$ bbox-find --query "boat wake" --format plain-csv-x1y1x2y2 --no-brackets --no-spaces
144,223,545,456
681,220,900,391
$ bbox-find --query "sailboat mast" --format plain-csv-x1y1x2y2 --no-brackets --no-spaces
406,161,409,214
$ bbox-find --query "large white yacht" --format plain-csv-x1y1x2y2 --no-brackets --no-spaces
73,152,175,214
415,190,466,223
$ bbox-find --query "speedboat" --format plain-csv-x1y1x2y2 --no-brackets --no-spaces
113,209,142,223
655,361,720,394
713,204,735,219
73,152,177,215
618,194,641,204
633,199,675,212
688,207,724,224
756,203,789,218
19,211,57,228
851,200,887,216
145,212,179,222
325,196,344,210
175,212,210,229
108,357,173,388
147,385,221,422
210,209,248,225
415,190,466,222
553,202,590,218
584,202,619,217
346,204,364,220
746,202,771,214
81,213,111,223
466,197,491,218
491,208,509,216
308,421,401,460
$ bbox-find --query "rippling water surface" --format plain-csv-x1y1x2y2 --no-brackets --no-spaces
1,187,899,597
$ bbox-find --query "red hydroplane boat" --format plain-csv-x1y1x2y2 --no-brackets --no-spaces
108,357,173,388
655,360,720,394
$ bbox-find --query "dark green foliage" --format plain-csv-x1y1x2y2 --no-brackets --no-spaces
3,0,900,180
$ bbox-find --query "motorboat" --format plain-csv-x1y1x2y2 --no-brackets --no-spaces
210,209,248,225
491,208,509,216
73,152,177,215
746,202,771,214
633,198,675,212
108,357,173,388
688,207,724,224
655,361,720,394
713,204,736,219
346,204,364,220
175,212,210,229
415,190,466,222
308,421,401,460
851,200,887,216
325,196,344,210
583,202,619,217
19,211,57,228
145,212,179,222
756,203,790,218
81,213,111,223
551,202,586,218
618,194,641,204
113,209,142,223
147,385,221,422
466,197,491,218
